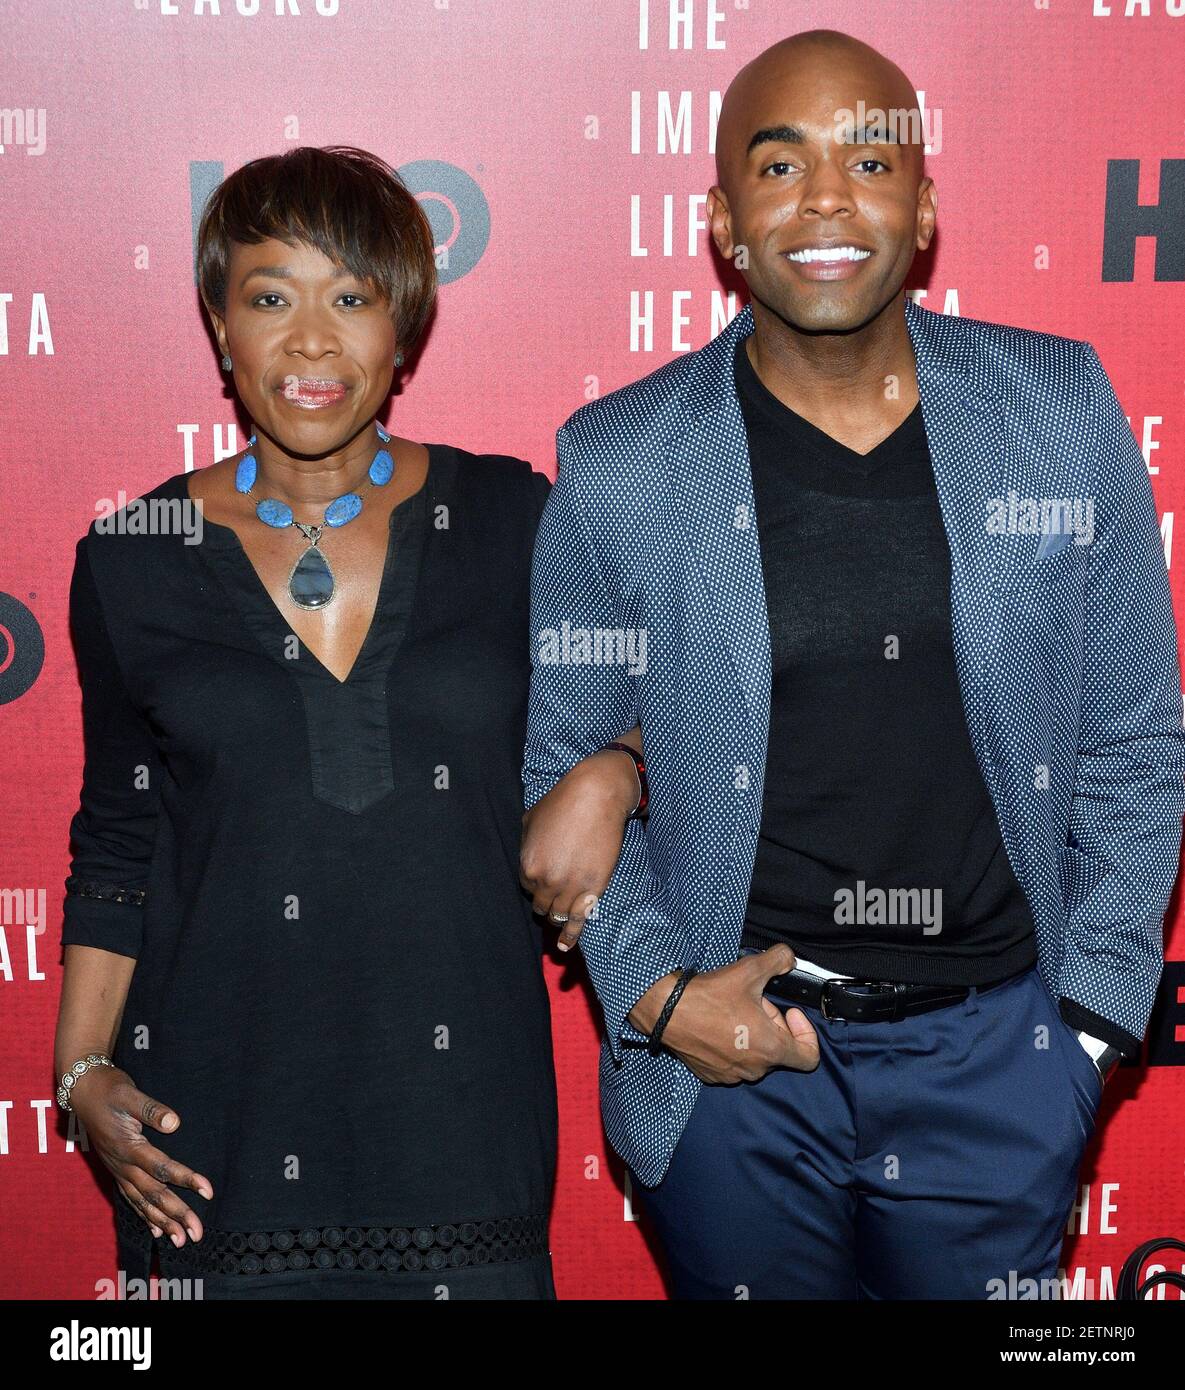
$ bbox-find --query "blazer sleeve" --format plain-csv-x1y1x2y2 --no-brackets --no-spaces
524,424,690,1061
61,535,164,961
1056,343,1185,1056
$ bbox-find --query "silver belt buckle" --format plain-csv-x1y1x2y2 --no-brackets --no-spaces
819,978,846,1020
819,978,893,1021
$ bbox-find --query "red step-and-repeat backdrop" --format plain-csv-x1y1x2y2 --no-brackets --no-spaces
1,0,1183,1301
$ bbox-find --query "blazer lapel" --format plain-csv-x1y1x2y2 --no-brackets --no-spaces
904,297,1017,587
665,306,772,735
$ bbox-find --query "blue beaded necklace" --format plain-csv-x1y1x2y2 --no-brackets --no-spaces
234,422,395,611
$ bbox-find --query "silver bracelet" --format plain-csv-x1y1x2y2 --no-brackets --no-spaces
56,1053,114,1111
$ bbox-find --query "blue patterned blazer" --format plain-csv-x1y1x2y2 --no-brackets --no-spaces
524,298,1185,1188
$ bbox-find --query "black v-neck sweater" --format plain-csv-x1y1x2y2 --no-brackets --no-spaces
735,335,1037,985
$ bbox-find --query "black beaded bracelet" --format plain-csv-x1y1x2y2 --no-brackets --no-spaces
647,967,698,1057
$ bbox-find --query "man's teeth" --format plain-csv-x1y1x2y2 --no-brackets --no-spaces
787,247,872,263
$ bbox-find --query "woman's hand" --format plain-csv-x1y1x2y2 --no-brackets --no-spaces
521,744,642,951
67,1066,213,1247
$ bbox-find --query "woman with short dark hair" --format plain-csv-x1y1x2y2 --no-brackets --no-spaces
53,146,643,1300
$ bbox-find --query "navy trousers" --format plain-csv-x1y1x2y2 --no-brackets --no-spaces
631,962,1102,1299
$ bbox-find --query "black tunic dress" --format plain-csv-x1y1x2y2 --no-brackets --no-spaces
62,444,558,1299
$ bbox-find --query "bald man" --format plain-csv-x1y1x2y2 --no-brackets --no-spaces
522,30,1185,1299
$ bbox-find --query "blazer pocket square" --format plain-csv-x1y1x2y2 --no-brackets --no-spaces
1034,529,1074,562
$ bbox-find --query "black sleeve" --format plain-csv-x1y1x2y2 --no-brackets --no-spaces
61,536,164,961
529,466,553,526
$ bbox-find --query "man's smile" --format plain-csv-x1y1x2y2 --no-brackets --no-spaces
782,242,874,280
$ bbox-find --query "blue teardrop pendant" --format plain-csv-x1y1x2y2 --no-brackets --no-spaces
288,543,335,609
233,422,393,613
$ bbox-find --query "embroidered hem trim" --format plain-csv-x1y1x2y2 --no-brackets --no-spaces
116,1200,548,1276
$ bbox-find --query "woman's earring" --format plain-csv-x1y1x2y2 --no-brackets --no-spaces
394,352,404,368
221,354,232,372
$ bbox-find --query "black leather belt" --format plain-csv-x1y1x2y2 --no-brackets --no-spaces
762,963,1030,1023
